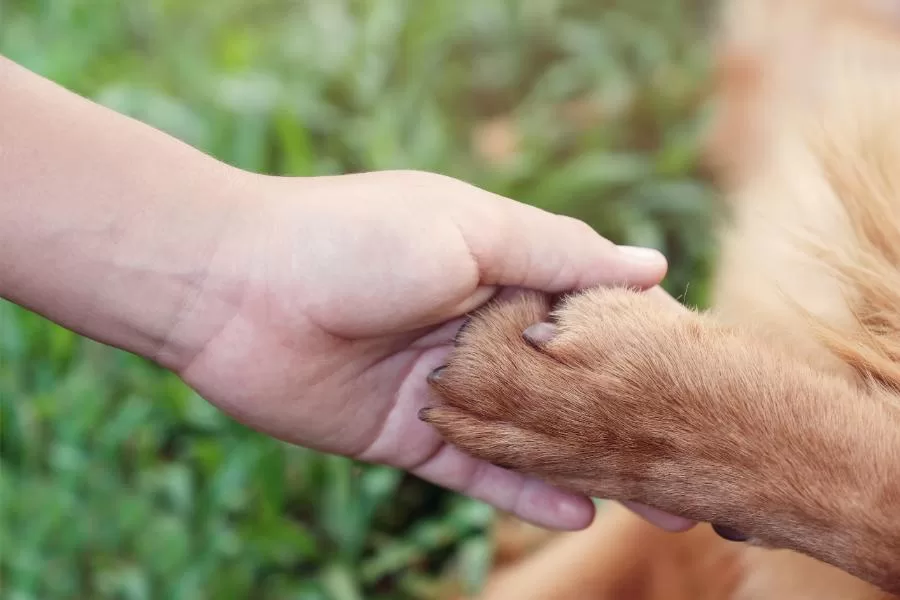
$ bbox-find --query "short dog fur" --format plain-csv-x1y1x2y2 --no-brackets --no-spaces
422,0,900,597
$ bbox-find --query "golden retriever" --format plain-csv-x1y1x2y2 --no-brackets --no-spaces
423,0,900,597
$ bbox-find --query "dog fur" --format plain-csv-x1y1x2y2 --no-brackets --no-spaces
423,0,900,597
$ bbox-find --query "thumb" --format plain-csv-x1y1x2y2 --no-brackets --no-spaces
453,191,668,293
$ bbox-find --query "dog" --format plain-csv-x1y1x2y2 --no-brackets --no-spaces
422,0,900,597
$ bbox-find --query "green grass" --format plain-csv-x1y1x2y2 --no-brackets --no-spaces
1,1,717,598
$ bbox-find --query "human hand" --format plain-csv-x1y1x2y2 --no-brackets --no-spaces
169,169,692,531
0,59,688,532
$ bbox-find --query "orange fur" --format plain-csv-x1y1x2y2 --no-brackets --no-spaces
475,503,744,600
425,0,900,597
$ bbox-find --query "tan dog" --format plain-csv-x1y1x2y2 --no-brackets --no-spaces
423,0,900,597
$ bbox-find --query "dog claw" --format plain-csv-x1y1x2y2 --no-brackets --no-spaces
712,523,749,542
453,316,474,346
427,366,447,384
523,322,558,349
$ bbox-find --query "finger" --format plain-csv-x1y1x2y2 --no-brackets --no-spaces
453,194,668,293
620,501,697,532
413,443,595,531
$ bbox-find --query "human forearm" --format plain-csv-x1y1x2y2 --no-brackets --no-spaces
0,56,247,369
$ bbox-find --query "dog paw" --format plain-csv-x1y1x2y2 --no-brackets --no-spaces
420,287,756,520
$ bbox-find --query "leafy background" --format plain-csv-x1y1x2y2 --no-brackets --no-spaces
0,0,719,598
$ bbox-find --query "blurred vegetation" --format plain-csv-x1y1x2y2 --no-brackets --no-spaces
1,0,718,598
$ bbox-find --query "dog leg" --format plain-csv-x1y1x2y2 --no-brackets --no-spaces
421,288,900,594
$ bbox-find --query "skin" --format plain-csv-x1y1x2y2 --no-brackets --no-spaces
0,56,692,531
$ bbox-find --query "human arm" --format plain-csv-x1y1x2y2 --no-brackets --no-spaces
0,56,682,530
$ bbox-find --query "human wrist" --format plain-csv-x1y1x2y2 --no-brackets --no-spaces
0,155,249,369
0,57,266,368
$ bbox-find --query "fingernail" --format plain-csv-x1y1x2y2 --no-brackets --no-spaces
712,523,749,542
523,322,558,348
618,245,666,264
557,495,591,525
427,366,447,384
